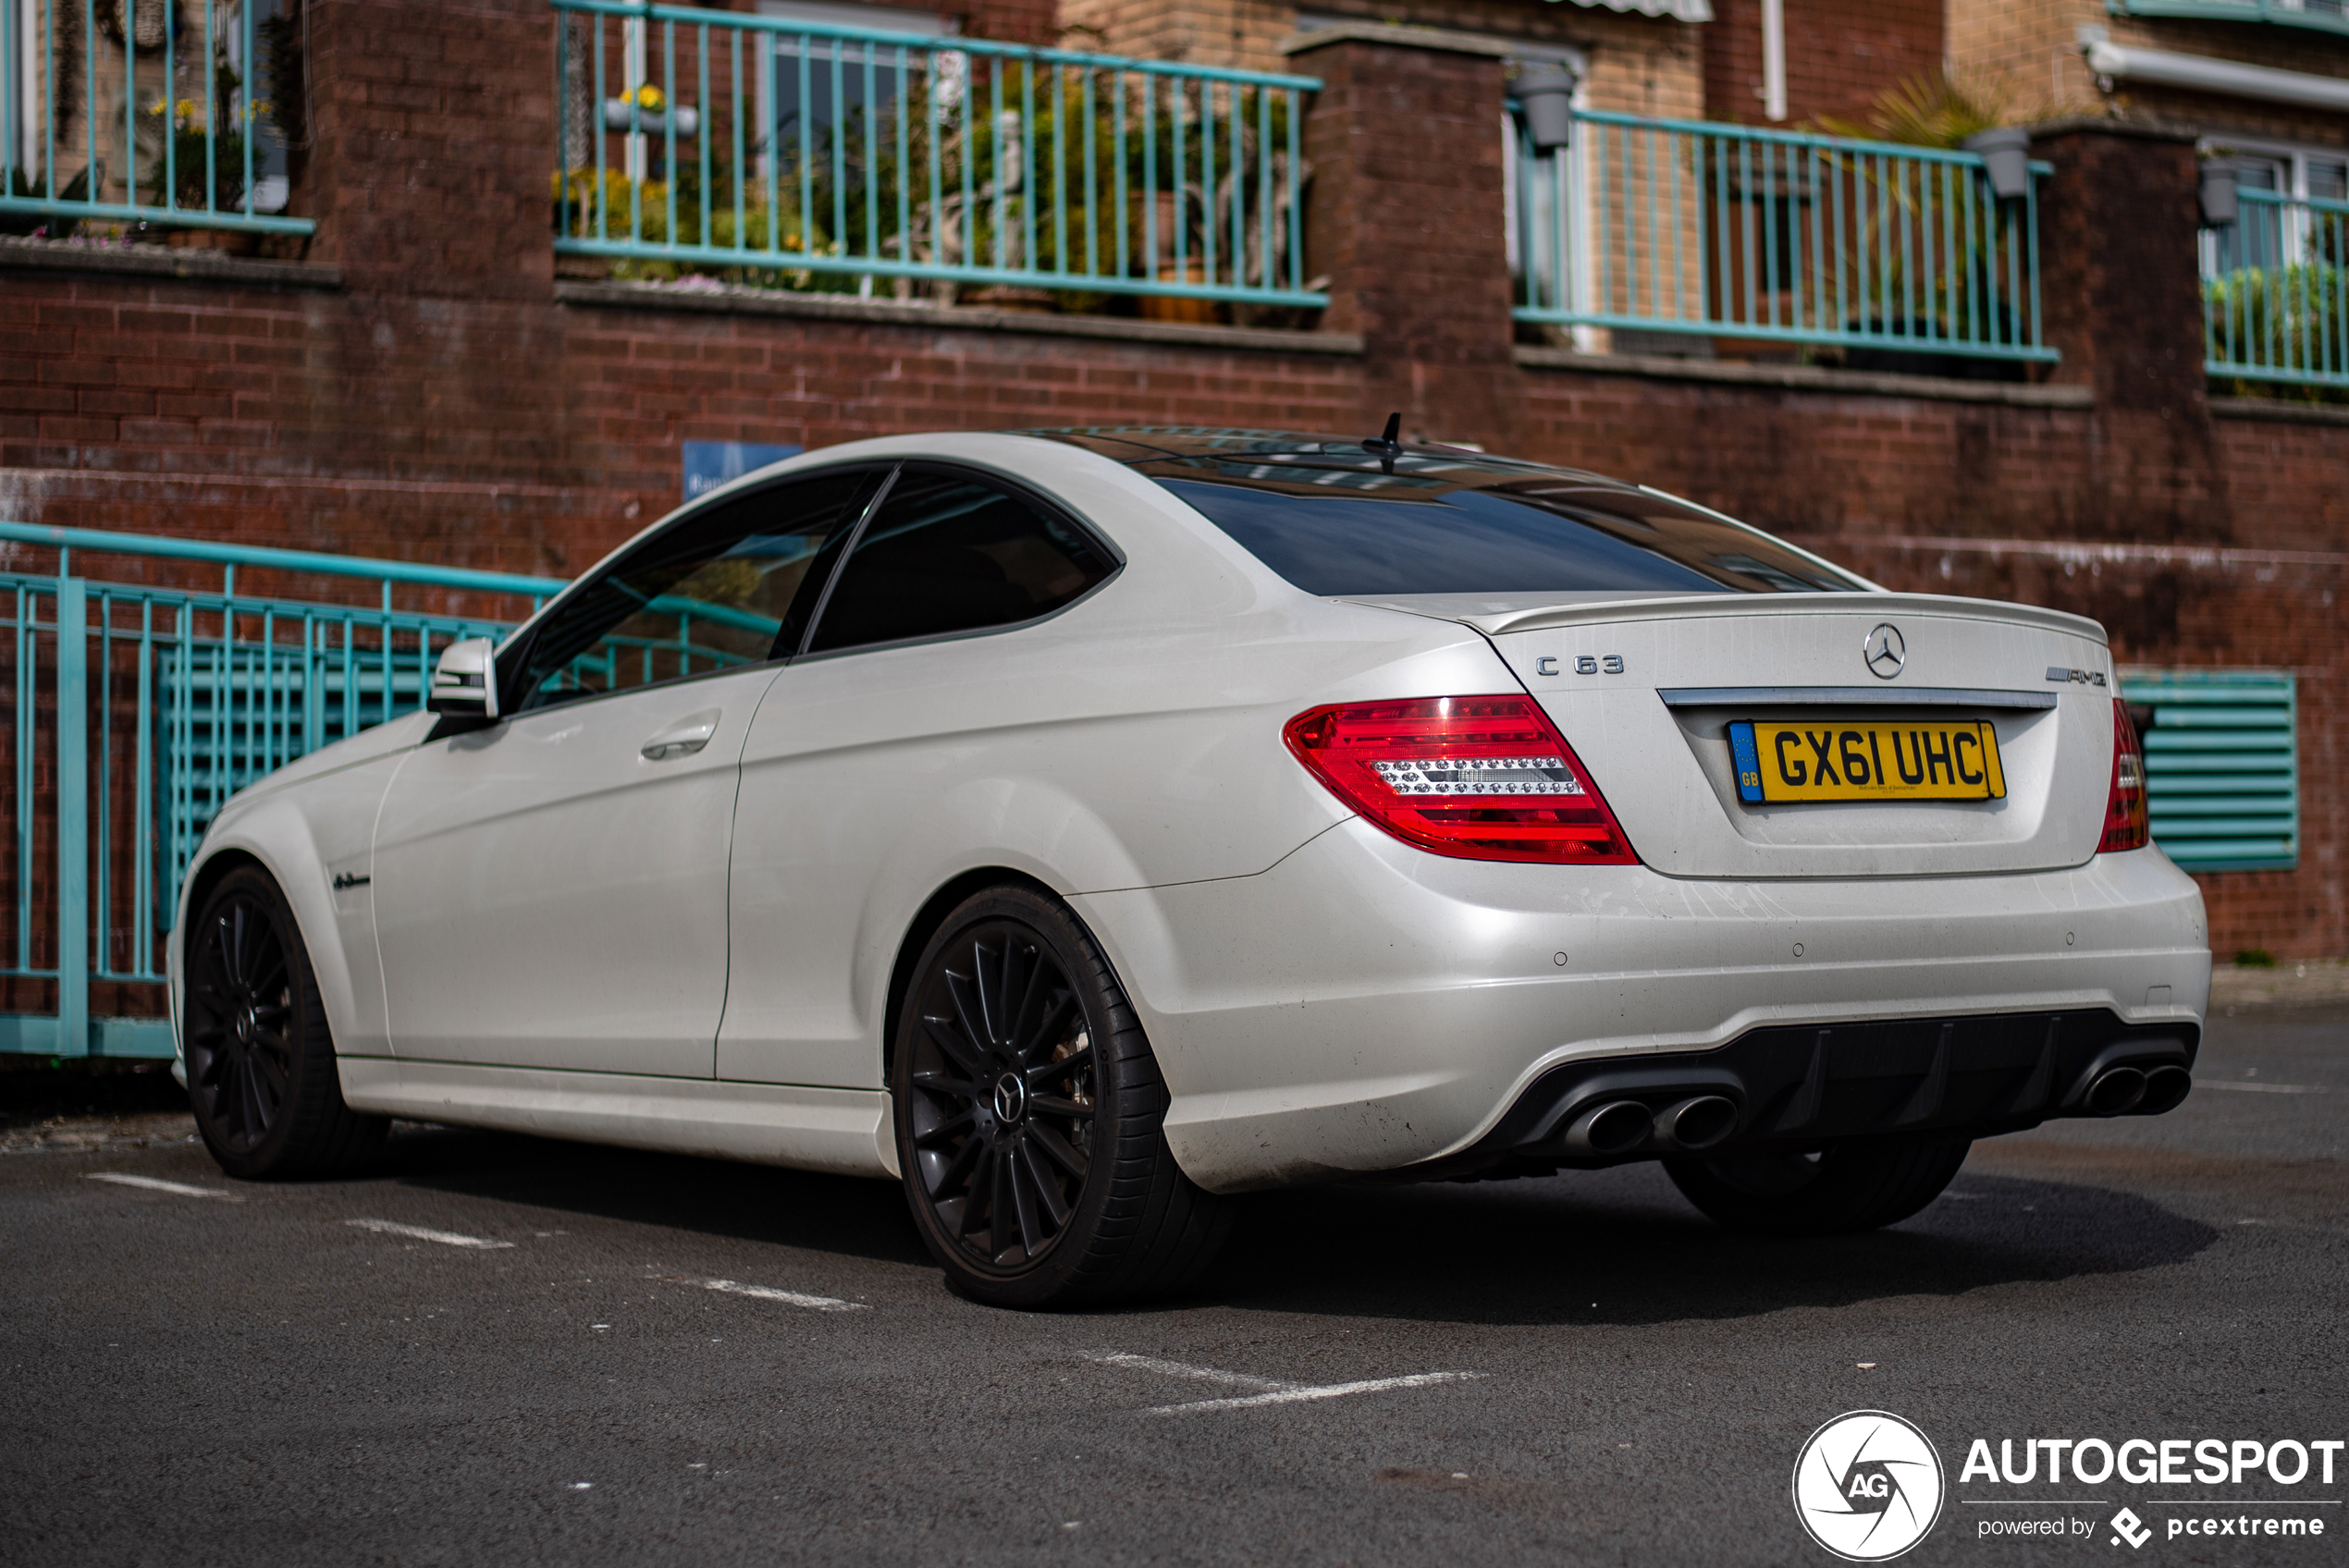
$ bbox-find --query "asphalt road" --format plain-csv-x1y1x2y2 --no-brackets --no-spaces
3,1004,2343,1568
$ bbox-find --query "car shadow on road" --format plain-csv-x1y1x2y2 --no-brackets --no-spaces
1183,1161,2221,1329
380,1123,935,1268
380,1123,2220,1327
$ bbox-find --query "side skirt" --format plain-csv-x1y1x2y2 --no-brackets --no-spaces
338,1057,898,1180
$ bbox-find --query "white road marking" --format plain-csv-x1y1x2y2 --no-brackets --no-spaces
1142,1371,1486,1415
85,1172,242,1201
2195,1081,2327,1094
344,1218,514,1249
1077,1349,1289,1391
1082,1348,1484,1415
668,1275,867,1312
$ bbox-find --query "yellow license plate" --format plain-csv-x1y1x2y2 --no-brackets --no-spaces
1728,720,2006,803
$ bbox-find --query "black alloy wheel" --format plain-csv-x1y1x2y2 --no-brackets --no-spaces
908,920,1096,1269
1664,1133,1972,1235
184,865,385,1180
893,887,1229,1309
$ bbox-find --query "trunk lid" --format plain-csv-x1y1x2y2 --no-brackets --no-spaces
1348,591,2118,879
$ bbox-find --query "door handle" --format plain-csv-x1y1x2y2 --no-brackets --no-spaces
641,710,720,761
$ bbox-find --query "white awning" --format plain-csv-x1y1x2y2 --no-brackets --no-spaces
2085,37,2349,113
1563,0,1715,20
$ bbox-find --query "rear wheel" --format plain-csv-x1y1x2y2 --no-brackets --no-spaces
892,886,1230,1309
183,865,386,1180
1664,1134,1970,1235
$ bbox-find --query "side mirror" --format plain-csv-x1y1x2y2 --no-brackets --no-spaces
428,637,500,720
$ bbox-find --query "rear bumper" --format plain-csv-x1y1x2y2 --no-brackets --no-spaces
1074,822,2209,1194
1400,1008,2195,1183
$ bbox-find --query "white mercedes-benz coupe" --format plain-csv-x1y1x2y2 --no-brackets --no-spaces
171,427,2208,1306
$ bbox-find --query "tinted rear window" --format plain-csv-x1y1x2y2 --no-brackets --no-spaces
1157,478,1863,596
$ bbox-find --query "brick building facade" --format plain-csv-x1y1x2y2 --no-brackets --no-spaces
1,0,2344,972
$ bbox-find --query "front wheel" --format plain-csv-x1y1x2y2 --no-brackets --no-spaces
892,886,1230,1309
1664,1134,1971,1235
183,865,387,1180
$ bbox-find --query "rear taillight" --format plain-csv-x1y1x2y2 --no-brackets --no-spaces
1283,695,1638,864
2098,698,2149,853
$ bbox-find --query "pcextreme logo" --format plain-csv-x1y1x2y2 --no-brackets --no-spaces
1793,1411,1948,1562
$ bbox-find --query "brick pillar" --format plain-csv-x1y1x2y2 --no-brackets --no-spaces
2033,120,2206,419
301,0,555,300
1290,30,1520,452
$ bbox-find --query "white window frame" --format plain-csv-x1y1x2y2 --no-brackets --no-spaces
2198,133,2349,276
753,0,955,179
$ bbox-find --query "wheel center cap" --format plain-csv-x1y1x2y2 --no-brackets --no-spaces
991,1072,1027,1125
233,1004,256,1046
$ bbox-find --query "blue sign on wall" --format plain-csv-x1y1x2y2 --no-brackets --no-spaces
683,440,805,501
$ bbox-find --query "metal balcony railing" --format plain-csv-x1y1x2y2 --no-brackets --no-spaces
0,523,564,1059
2107,0,2349,39
550,0,1323,309
0,0,314,238
2204,188,2349,389
1513,111,2057,364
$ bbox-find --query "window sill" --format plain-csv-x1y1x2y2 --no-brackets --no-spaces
2210,395,2349,426
1516,346,2096,408
554,280,1363,355
0,236,339,288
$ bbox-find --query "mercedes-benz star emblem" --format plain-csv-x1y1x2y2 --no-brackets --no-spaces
1863,623,1906,680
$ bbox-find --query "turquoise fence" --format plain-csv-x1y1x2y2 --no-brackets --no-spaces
1514,110,2056,363
0,522,563,1060
549,0,1322,307
2203,188,2349,390
2120,668,2299,873
2107,0,2349,39
0,0,315,238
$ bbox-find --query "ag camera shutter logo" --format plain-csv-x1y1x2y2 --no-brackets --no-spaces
1792,1411,1947,1561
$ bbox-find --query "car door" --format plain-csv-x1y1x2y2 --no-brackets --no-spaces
370,467,887,1078
719,465,1121,1088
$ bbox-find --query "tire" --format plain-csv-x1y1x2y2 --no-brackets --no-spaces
892,886,1230,1309
1664,1134,1971,1235
183,865,387,1181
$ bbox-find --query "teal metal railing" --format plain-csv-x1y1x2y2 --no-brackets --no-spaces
1513,110,2056,363
549,0,1322,307
0,522,564,1060
0,0,315,238
2203,188,2349,389
2119,668,2299,873
2107,0,2349,39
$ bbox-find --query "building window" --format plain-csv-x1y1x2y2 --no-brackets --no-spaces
2201,141,2349,276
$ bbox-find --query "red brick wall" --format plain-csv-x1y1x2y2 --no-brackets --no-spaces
2,2,2342,981
8,265,2342,960
0,276,1361,577
1297,36,1521,447
1705,0,1945,126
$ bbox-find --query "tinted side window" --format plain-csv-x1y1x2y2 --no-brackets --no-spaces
805,471,1115,654
513,468,883,711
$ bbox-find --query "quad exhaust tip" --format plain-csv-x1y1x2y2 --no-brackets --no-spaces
2084,1065,2147,1117
2137,1064,2193,1115
1558,1094,1741,1156
1565,1099,1654,1157
1654,1094,1739,1151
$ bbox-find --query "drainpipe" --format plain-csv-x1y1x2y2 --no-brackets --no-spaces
1761,0,1787,122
